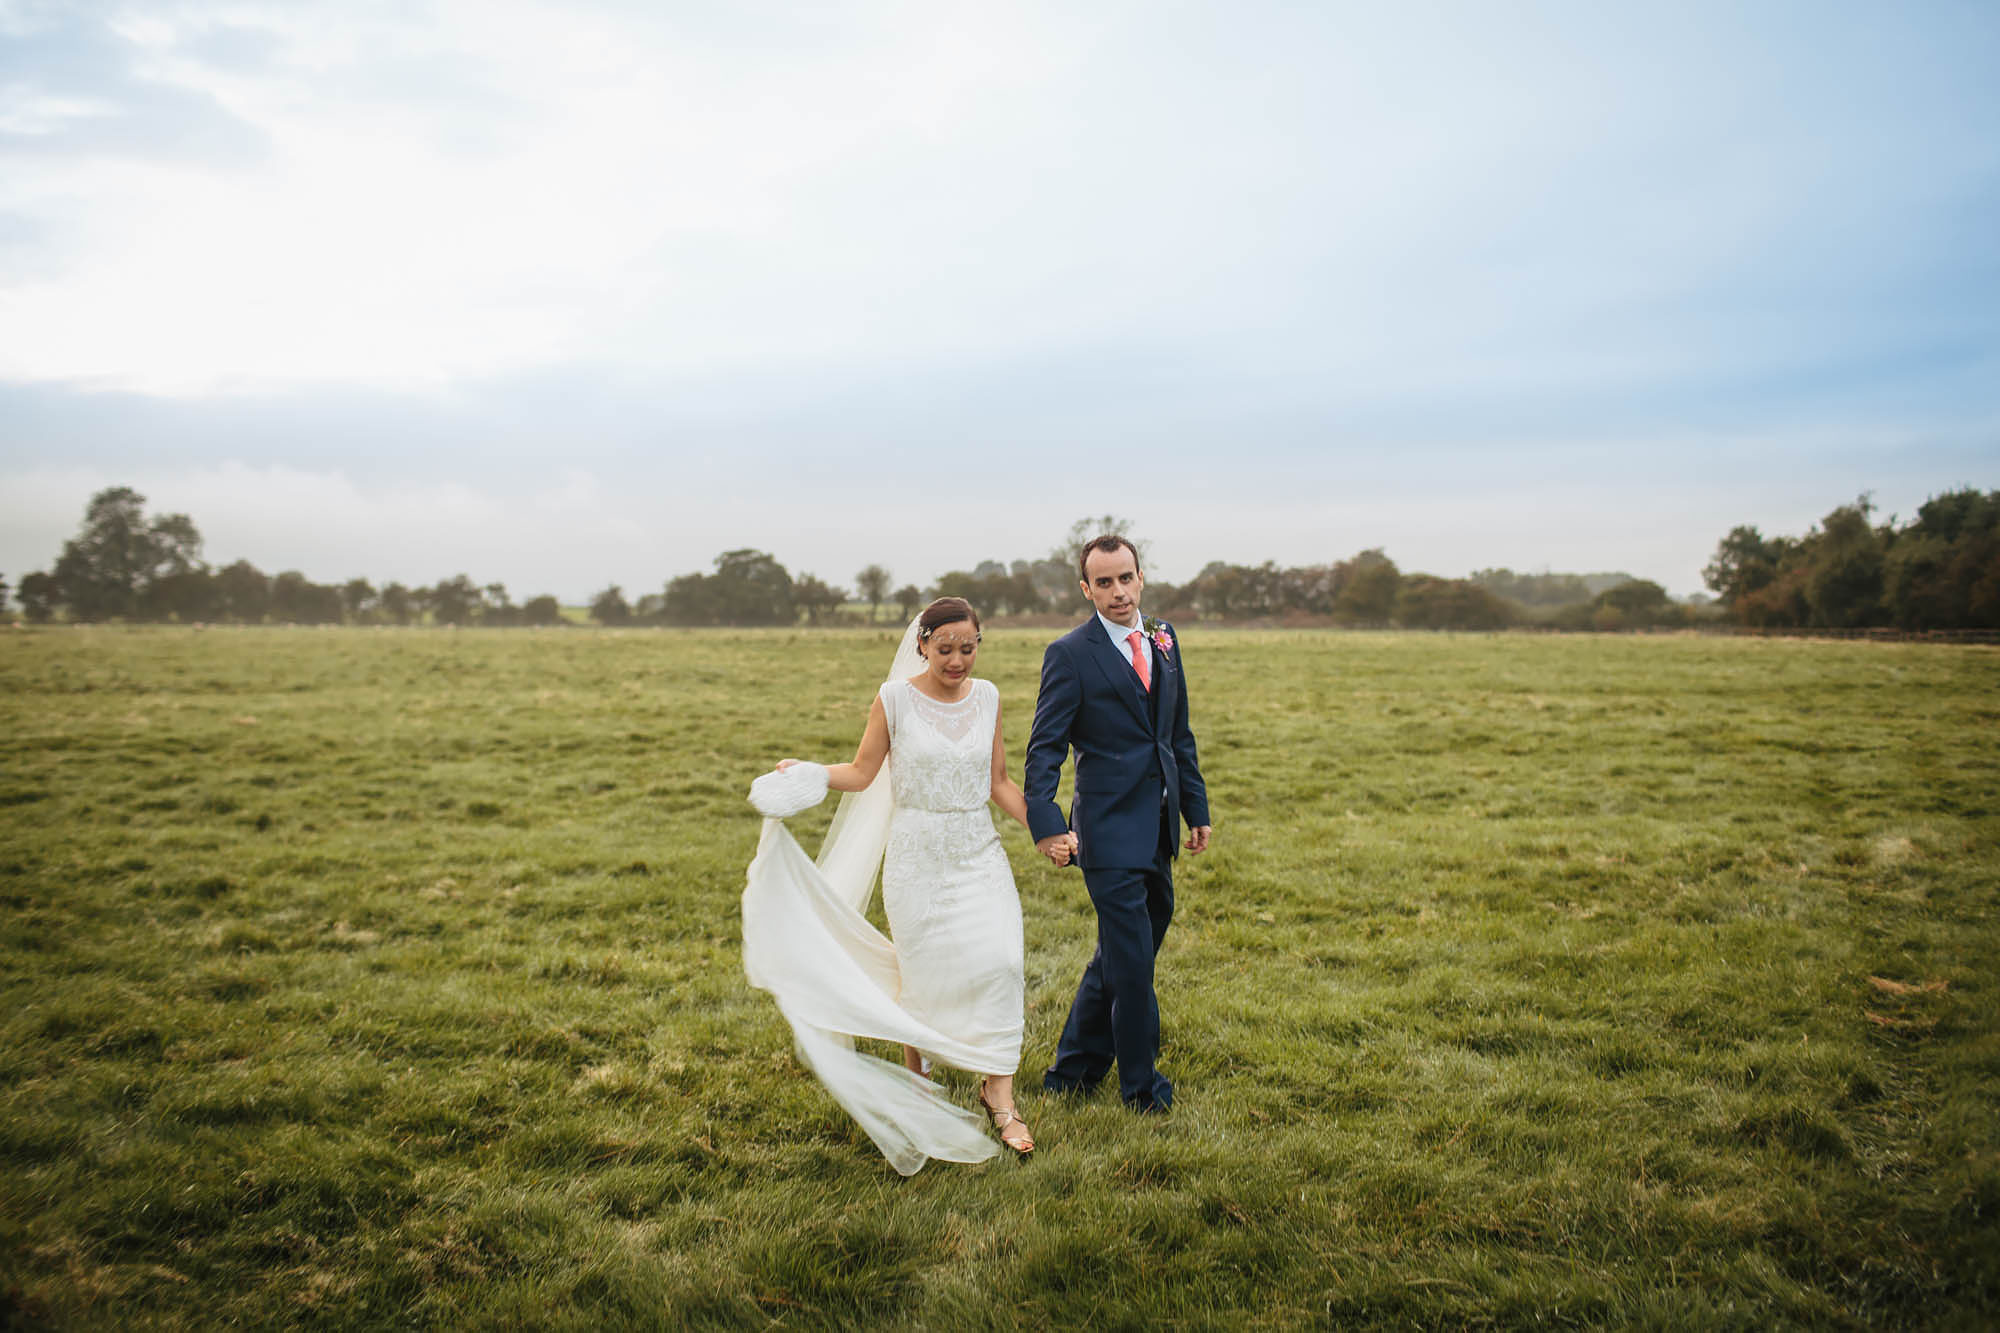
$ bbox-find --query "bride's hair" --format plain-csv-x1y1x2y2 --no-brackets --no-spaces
916,596,981,643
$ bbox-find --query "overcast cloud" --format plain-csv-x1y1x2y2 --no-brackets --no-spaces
2,0,1996,599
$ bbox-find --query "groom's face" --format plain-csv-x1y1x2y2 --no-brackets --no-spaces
1080,547,1144,626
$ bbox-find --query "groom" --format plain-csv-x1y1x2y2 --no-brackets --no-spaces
1025,535,1211,1113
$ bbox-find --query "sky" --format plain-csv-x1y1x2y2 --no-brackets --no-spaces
2,0,1996,602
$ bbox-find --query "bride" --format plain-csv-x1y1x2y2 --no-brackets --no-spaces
741,597,1053,1170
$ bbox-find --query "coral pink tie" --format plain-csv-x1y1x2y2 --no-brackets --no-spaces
1126,630,1151,692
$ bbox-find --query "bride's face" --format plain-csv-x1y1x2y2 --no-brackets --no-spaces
922,620,980,689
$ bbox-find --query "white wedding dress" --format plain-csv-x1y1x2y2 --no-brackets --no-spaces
741,624,1024,1174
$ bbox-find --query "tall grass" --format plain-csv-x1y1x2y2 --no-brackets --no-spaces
2,627,1995,1328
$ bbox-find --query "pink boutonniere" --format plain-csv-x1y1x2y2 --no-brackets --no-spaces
1143,617,1173,654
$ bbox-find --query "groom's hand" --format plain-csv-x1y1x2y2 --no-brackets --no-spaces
1185,825,1211,854
1036,832,1078,866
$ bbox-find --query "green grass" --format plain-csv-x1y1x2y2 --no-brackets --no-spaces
2,626,1996,1328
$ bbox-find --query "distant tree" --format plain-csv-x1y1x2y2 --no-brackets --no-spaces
931,569,981,605
1597,579,1670,618
214,560,272,623
633,592,666,623
272,571,343,624
1883,488,2000,629
1272,564,1336,615
306,581,344,623
1734,562,1810,627
1470,568,1593,608
378,582,416,626
1021,554,1078,609
924,566,1035,616
1146,578,1189,616
1909,487,2000,545
1333,549,1401,624
1053,515,1145,570
1576,572,1637,596
661,572,715,625
855,565,891,621
1885,532,1955,629
928,570,977,614
49,487,204,620
1803,499,1887,628
894,584,923,620
997,568,1043,614
425,575,482,627
1963,547,2000,628
708,549,793,625
520,594,564,627
1393,575,1517,630
590,584,633,626
341,578,377,624
140,568,222,622
1181,562,1237,618
1702,526,1783,607
0,573,9,615
17,571,56,623
1570,578,1682,630
270,571,309,623
1010,559,1059,612
480,582,516,627
1183,561,1281,619
793,573,845,625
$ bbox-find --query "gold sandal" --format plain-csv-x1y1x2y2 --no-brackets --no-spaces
978,1079,1035,1157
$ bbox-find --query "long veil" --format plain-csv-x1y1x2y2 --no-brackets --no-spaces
740,617,1000,1173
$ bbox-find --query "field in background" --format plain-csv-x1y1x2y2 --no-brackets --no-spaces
3,627,1996,1327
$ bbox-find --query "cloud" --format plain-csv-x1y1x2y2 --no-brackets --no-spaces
0,0,1098,392
3,0,1989,401
0,6,269,168
0,2,1992,595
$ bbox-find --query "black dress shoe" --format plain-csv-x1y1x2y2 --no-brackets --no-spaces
1124,1074,1173,1114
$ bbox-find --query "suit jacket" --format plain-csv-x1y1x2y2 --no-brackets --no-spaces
1024,618,1209,870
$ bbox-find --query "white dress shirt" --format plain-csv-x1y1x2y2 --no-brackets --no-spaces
1096,609,1154,682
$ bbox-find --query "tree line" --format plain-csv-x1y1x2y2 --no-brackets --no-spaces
1700,489,1999,629
2,499,1638,632
919,519,1691,630
1124,556,1693,631
6,489,566,627
8,486,1993,632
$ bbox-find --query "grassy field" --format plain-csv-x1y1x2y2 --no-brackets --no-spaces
2,626,1996,1329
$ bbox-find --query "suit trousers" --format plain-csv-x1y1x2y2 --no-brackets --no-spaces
1044,815,1177,1109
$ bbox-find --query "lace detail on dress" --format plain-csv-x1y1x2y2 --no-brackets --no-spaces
905,686,980,742
882,679,994,813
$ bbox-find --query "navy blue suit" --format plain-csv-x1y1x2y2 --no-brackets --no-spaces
1025,618,1209,1110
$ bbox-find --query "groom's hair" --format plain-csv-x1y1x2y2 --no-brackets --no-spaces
1078,534,1142,579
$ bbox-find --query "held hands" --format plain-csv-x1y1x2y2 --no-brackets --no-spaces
1034,828,1203,863
1036,832,1079,867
